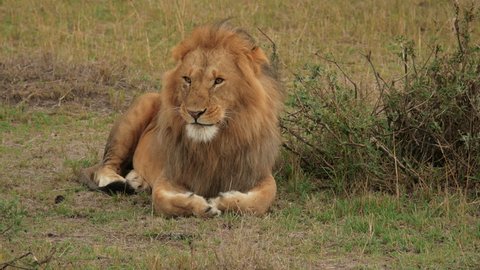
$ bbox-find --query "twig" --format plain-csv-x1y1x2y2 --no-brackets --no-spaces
56,87,73,107
361,51,390,116
402,45,409,91
257,27,279,74
0,252,33,270
453,1,464,55
257,27,276,52
393,134,400,198
0,225,13,235
392,44,437,83
370,136,425,184
314,52,358,98
35,247,57,267
361,51,382,91
280,123,334,170
281,143,313,169
0,248,56,270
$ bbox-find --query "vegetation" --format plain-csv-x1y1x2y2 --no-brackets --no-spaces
385,3,480,193
1,0,479,269
282,1,480,195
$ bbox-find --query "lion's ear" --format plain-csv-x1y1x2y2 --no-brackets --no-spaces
251,47,268,64
172,42,190,62
248,47,269,73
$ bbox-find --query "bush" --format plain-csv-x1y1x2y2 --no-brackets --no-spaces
282,3,479,195
282,64,390,193
385,4,480,192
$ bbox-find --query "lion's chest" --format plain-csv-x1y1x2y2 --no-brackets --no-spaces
166,147,259,198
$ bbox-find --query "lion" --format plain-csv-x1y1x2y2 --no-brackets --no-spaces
80,23,283,217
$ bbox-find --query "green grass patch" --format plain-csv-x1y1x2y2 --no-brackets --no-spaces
0,198,26,237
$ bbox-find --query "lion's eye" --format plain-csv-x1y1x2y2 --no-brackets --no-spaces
182,76,191,84
214,77,224,85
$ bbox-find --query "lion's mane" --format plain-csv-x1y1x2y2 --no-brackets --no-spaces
151,24,283,197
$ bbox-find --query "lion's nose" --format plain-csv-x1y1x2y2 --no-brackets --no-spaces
188,109,207,120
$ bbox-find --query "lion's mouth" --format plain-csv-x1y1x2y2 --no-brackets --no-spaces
191,122,215,127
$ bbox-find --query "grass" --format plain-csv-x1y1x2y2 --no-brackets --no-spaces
1,0,479,269
0,106,478,268
1,115,479,268
1,0,474,80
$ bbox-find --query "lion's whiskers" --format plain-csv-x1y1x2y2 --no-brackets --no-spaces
223,110,236,120
220,110,235,127
169,106,182,114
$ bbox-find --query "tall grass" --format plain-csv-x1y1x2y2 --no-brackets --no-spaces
0,0,463,79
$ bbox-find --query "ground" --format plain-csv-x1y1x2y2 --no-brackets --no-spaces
1,96,478,269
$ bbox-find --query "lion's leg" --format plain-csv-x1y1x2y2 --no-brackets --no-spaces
88,93,161,192
152,180,221,218
209,175,277,216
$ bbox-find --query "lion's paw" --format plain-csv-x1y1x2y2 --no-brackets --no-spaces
203,204,222,217
95,170,135,195
209,191,254,214
125,170,150,192
187,193,221,218
96,173,125,188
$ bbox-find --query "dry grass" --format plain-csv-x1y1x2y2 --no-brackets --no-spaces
1,0,474,78
0,53,156,111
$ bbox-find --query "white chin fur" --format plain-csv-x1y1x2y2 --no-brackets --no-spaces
186,124,219,142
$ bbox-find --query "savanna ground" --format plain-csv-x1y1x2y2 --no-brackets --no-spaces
1,0,479,269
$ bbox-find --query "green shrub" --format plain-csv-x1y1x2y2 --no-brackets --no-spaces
385,3,479,192
283,3,479,194
282,64,391,193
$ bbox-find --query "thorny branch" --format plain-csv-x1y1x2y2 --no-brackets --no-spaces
453,1,464,55
314,52,358,98
0,248,56,270
0,252,33,270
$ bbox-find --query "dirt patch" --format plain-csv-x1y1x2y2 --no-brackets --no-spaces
0,52,158,112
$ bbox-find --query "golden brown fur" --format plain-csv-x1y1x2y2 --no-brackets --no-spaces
81,24,283,217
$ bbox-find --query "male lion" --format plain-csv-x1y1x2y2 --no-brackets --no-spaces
81,24,283,217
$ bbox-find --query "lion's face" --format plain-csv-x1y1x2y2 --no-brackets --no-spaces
175,49,246,142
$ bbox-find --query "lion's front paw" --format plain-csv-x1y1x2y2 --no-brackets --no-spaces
188,193,222,218
209,191,267,215
203,204,222,217
96,172,125,188
210,191,247,210
125,170,151,193
95,170,135,195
